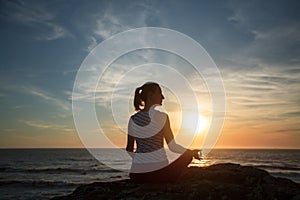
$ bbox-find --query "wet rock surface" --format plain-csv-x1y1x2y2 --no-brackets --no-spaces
52,163,300,200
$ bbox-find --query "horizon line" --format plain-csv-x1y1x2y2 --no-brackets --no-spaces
1,147,299,150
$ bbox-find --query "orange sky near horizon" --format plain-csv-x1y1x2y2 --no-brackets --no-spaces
1,113,298,149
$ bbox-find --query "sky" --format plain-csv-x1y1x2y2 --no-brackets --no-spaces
0,0,299,149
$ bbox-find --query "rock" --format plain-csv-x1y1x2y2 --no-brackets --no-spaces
52,163,300,200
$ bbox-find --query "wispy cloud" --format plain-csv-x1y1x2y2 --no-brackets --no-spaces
94,13,130,40
85,36,98,52
281,111,300,118
82,8,132,51
21,85,70,111
1,129,17,133
82,1,162,51
274,128,300,134
226,0,300,66
1,1,72,40
12,105,32,109
248,24,300,65
19,120,74,133
222,64,300,129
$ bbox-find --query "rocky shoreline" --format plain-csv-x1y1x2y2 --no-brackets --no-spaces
52,163,300,200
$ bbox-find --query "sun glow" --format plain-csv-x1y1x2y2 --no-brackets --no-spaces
197,115,208,132
183,113,208,135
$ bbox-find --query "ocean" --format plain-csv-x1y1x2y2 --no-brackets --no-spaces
0,149,299,200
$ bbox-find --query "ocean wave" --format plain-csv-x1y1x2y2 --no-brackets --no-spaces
64,158,96,162
270,172,300,177
0,167,121,174
0,180,79,188
270,172,300,183
251,164,300,171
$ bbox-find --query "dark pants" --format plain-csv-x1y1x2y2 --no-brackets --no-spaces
129,150,193,183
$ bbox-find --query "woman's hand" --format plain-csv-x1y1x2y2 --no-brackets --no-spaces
190,149,202,160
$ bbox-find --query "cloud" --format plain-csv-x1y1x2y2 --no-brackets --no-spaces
12,105,31,109
281,111,300,118
247,24,300,65
81,1,163,51
19,120,74,133
1,129,17,133
85,36,98,52
222,65,300,126
94,12,130,40
70,50,159,107
35,22,71,41
21,85,71,111
93,1,161,39
0,1,72,40
284,67,300,74
274,128,300,134
226,0,300,66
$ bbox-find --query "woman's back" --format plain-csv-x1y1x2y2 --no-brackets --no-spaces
131,111,164,153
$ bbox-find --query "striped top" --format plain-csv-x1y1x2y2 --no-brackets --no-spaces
128,110,168,166
132,112,164,153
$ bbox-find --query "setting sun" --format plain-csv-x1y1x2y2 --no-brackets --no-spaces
183,113,208,135
197,115,208,132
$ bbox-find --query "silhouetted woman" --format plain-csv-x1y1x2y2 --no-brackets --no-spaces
126,82,201,183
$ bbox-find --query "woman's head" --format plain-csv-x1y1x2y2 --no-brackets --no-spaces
134,82,164,111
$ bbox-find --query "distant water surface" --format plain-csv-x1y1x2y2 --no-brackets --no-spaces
0,148,299,200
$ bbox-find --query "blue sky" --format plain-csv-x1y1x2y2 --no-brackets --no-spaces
0,0,299,148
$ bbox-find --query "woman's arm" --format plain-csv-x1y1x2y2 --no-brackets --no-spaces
163,115,187,154
126,134,135,152
126,134,135,158
163,115,201,159
126,119,135,158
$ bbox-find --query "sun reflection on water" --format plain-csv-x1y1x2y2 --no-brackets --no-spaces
189,156,214,168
